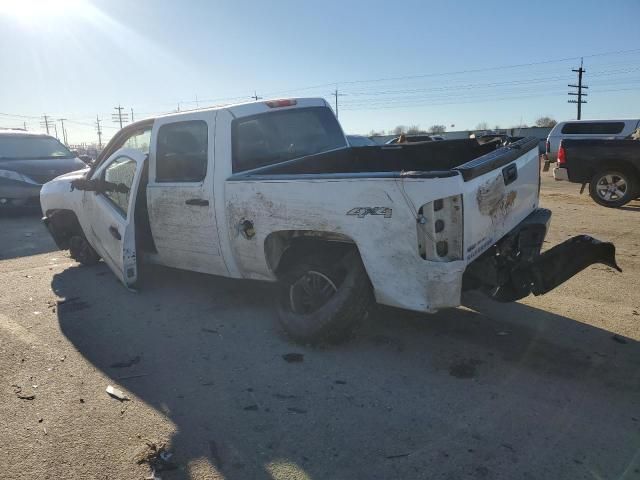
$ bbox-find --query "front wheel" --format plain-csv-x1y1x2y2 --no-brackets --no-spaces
69,235,101,266
276,250,373,344
589,169,637,208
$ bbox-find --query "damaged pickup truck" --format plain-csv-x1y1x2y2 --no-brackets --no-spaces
40,98,620,343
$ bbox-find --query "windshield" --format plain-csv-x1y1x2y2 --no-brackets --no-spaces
0,136,73,160
232,107,347,172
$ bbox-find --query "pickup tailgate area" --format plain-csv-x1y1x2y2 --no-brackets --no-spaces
457,137,540,263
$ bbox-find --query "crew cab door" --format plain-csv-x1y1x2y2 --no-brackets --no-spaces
146,114,228,275
82,148,146,287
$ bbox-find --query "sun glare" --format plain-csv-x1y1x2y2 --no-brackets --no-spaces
1,0,85,23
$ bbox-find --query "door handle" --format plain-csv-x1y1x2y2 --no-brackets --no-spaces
109,225,121,240
185,198,209,206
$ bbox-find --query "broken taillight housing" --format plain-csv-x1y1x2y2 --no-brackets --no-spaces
417,194,463,262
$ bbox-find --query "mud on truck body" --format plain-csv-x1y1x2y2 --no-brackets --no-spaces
41,98,620,343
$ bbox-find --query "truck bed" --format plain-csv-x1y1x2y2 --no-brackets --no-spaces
563,139,640,183
230,137,537,182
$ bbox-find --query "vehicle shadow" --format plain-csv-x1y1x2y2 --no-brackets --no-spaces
52,264,640,479
0,206,58,259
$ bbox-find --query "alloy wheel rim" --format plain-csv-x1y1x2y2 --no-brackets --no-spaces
596,174,627,201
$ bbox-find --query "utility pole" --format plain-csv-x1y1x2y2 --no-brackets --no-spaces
40,114,54,135
112,104,128,129
251,91,262,101
58,118,68,145
568,57,588,120
130,108,134,123
23,121,27,131
53,123,59,140
95,115,103,149
331,87,346,118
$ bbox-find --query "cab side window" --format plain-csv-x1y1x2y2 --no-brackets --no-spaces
156,121,208,182
102,157,137,217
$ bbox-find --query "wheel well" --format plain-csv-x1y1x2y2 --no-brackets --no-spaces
45,209,85,249
264,230,360,278
590,161,640,181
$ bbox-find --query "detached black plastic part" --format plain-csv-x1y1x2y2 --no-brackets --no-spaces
494,235,621,302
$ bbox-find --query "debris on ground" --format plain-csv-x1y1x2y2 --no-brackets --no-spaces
496,331,510,336
386,452,411,459
282,353,304,363
611,335,628,344
134,439,177,473
109,355,141,369
287,407,307,414
106,385,129,401
201,327,220,335
449,359,483,379
117,373,149,381
12,384,35,400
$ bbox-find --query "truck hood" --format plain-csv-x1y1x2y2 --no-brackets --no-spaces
0,157,88,184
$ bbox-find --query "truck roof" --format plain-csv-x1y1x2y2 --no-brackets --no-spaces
149,97,330,123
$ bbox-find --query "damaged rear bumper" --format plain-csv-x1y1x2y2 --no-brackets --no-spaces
463,208,620,302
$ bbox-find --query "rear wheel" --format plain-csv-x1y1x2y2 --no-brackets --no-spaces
69,235,101,266
589,169,637,208
277,249,373,344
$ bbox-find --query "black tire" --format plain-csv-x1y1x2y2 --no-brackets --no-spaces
69,235,101,266
276,250,373,344
589,168,638,208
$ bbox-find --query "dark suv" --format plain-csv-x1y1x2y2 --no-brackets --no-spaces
0,130,86,207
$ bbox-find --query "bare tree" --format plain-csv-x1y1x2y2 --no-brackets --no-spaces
406,125,424,135
475,122,489,130
428,124,446,134
393,125,407,135
535,116,557,128
368,129,384,137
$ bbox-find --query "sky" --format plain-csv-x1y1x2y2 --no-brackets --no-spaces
0,0,639,145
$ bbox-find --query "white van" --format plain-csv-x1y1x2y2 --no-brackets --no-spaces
545,119,640,163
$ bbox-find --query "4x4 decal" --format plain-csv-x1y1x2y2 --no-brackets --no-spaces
346,207,392,218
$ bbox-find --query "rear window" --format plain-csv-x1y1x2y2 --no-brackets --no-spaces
0,135,73,160
232,107,346,172
561,122,625,135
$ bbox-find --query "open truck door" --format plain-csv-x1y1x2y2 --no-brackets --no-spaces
71,148,147,288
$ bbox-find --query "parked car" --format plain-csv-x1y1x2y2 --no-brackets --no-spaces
386,134,433,144
0,130,87,207
545,119,640,163
346,135,377,147
553,138,640,207
41,98,618,343
430,135,445,141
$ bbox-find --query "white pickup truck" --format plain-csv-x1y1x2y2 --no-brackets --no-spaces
41,98,619,343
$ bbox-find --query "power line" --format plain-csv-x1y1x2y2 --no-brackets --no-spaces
331,87,346,118
40,114,54,135
95,115,103,149
112,104,128,129
568,58,588,120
